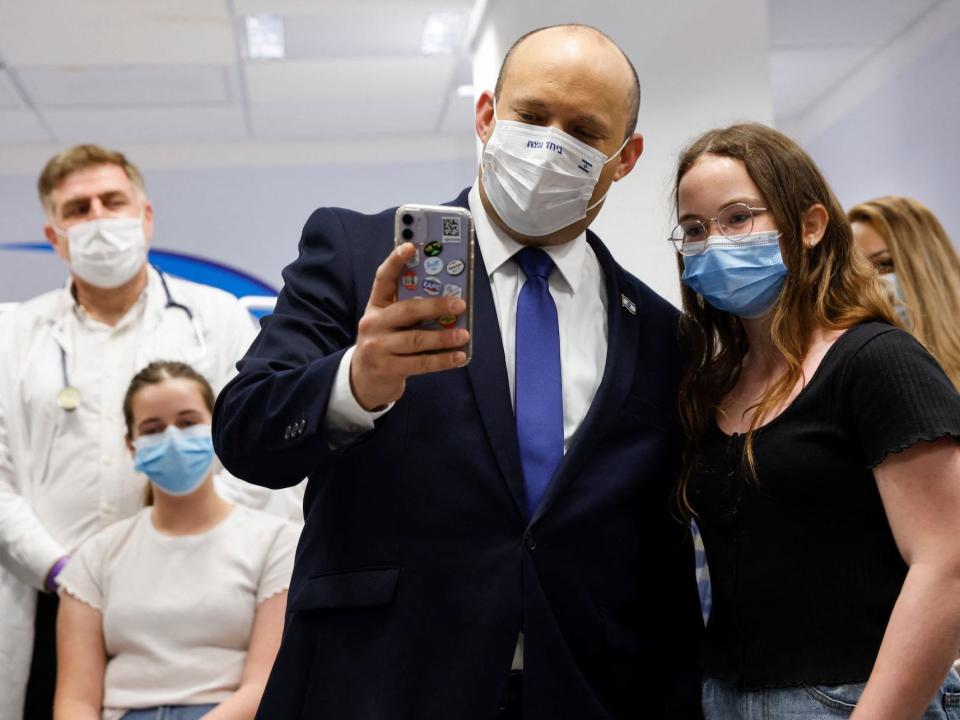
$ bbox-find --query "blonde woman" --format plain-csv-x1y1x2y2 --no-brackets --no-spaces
849,196,960,389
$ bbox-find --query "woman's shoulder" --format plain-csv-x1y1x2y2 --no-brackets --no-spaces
75,508,151,559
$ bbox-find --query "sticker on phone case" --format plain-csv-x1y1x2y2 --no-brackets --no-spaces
438,314,458,328
424,241,443,257
422,277,442,296
406,248,420,268
424,257,443,275
442,216,462,242
443,284,462,298
401,270,417,290
446,259,465,276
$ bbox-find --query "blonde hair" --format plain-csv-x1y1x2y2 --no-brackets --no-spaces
848,196,960,389
38,144,146,216
674,123,898,515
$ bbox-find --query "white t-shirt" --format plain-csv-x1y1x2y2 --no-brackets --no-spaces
58,505,299,720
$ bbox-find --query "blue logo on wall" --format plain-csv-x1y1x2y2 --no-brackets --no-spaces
0,242,279,317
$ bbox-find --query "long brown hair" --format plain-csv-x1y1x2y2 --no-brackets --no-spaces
848,196,960,389
123,361,215,505
674,123,898,515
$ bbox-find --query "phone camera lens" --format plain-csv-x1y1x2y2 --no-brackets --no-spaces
401,228,414,240
401,213,414,226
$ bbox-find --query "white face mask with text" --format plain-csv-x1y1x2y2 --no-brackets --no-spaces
480,100,628,237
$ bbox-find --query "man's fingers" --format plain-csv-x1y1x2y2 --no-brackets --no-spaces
384,328,470,356
381,296,467,329
391,350,468,377
368,243,416,309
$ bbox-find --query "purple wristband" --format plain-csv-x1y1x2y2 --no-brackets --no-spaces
45,556,70,593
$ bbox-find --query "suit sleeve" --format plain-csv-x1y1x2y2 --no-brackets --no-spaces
212,207,365,488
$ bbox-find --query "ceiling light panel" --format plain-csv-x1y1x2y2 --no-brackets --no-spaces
245,14,286,59
421,10,468,55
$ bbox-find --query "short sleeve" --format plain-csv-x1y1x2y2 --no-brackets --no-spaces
256,521,299,604
57,534,106,610
846,328,960,468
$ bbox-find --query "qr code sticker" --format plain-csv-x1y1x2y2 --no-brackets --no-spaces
442,216,462,242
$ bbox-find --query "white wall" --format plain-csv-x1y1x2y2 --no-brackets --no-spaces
473,0,774,307
798,26,960,244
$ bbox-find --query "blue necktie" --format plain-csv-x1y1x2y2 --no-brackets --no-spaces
514,247,564,519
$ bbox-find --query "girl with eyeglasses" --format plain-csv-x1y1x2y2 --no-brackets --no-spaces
671,123,960,719
53,361,299,720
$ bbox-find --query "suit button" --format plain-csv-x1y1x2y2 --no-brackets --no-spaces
284,425,291,440
524,532,536,551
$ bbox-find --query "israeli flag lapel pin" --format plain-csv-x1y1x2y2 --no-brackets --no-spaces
620,293,637,315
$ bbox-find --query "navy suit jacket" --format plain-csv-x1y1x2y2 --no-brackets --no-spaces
213,188,703,719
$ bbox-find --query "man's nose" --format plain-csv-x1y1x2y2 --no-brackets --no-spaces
86,198,106,219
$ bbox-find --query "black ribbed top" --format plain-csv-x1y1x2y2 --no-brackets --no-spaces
690,322,960,689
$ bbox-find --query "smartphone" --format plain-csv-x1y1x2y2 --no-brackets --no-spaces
394,204,475,364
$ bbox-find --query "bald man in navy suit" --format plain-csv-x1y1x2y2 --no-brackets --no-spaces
214,24,703,720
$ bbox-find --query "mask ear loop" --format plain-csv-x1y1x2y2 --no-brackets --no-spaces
585,133,634,212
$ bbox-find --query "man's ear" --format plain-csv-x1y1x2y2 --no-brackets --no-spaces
612,133,644,182
44,223,70,262
475,90,495,144
802,203,829,249
142,200,154,246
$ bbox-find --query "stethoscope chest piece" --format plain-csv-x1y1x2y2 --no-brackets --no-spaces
57,385,81,412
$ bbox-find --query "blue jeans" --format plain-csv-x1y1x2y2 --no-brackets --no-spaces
703,669,960,719
121,704,217,720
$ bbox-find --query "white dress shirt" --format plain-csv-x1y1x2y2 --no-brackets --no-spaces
327,182,609,448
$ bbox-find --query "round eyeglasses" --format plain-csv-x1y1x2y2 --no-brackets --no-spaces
669,203,769,256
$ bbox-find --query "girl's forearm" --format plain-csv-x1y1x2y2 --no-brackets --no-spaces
852,565,960,719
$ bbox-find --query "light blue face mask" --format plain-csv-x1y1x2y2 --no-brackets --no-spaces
681,230,788,319
133,424,215,497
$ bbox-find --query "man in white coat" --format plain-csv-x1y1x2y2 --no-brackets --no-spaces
0,145,283,720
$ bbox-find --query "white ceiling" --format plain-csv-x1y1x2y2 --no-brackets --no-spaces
0,0,476,148
0,0,950,162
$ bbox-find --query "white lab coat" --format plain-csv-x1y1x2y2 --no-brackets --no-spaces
0,267,299,718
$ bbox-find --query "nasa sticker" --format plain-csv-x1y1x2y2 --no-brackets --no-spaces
401,270,417,291
424,241,443,257
423,257,443,275
422,277,442,296
446,259,465,276
443,284,462,298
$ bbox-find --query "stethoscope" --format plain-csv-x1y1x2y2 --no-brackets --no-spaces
57,267,207,412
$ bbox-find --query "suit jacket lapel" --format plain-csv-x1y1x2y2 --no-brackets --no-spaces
530,233,642,526
446,190,527,522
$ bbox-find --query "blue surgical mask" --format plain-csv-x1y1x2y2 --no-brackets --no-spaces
134,424,215,497
681,230,787,318
880,272,911,326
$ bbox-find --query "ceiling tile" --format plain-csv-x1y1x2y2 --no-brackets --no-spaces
245,56,457,105
0,0,236,65
19,65,235,108
0,110,51,143
0,70,24,110
249,96,443,138
41,106,248,144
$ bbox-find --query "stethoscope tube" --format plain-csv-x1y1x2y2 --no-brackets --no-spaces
56,268,205,411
